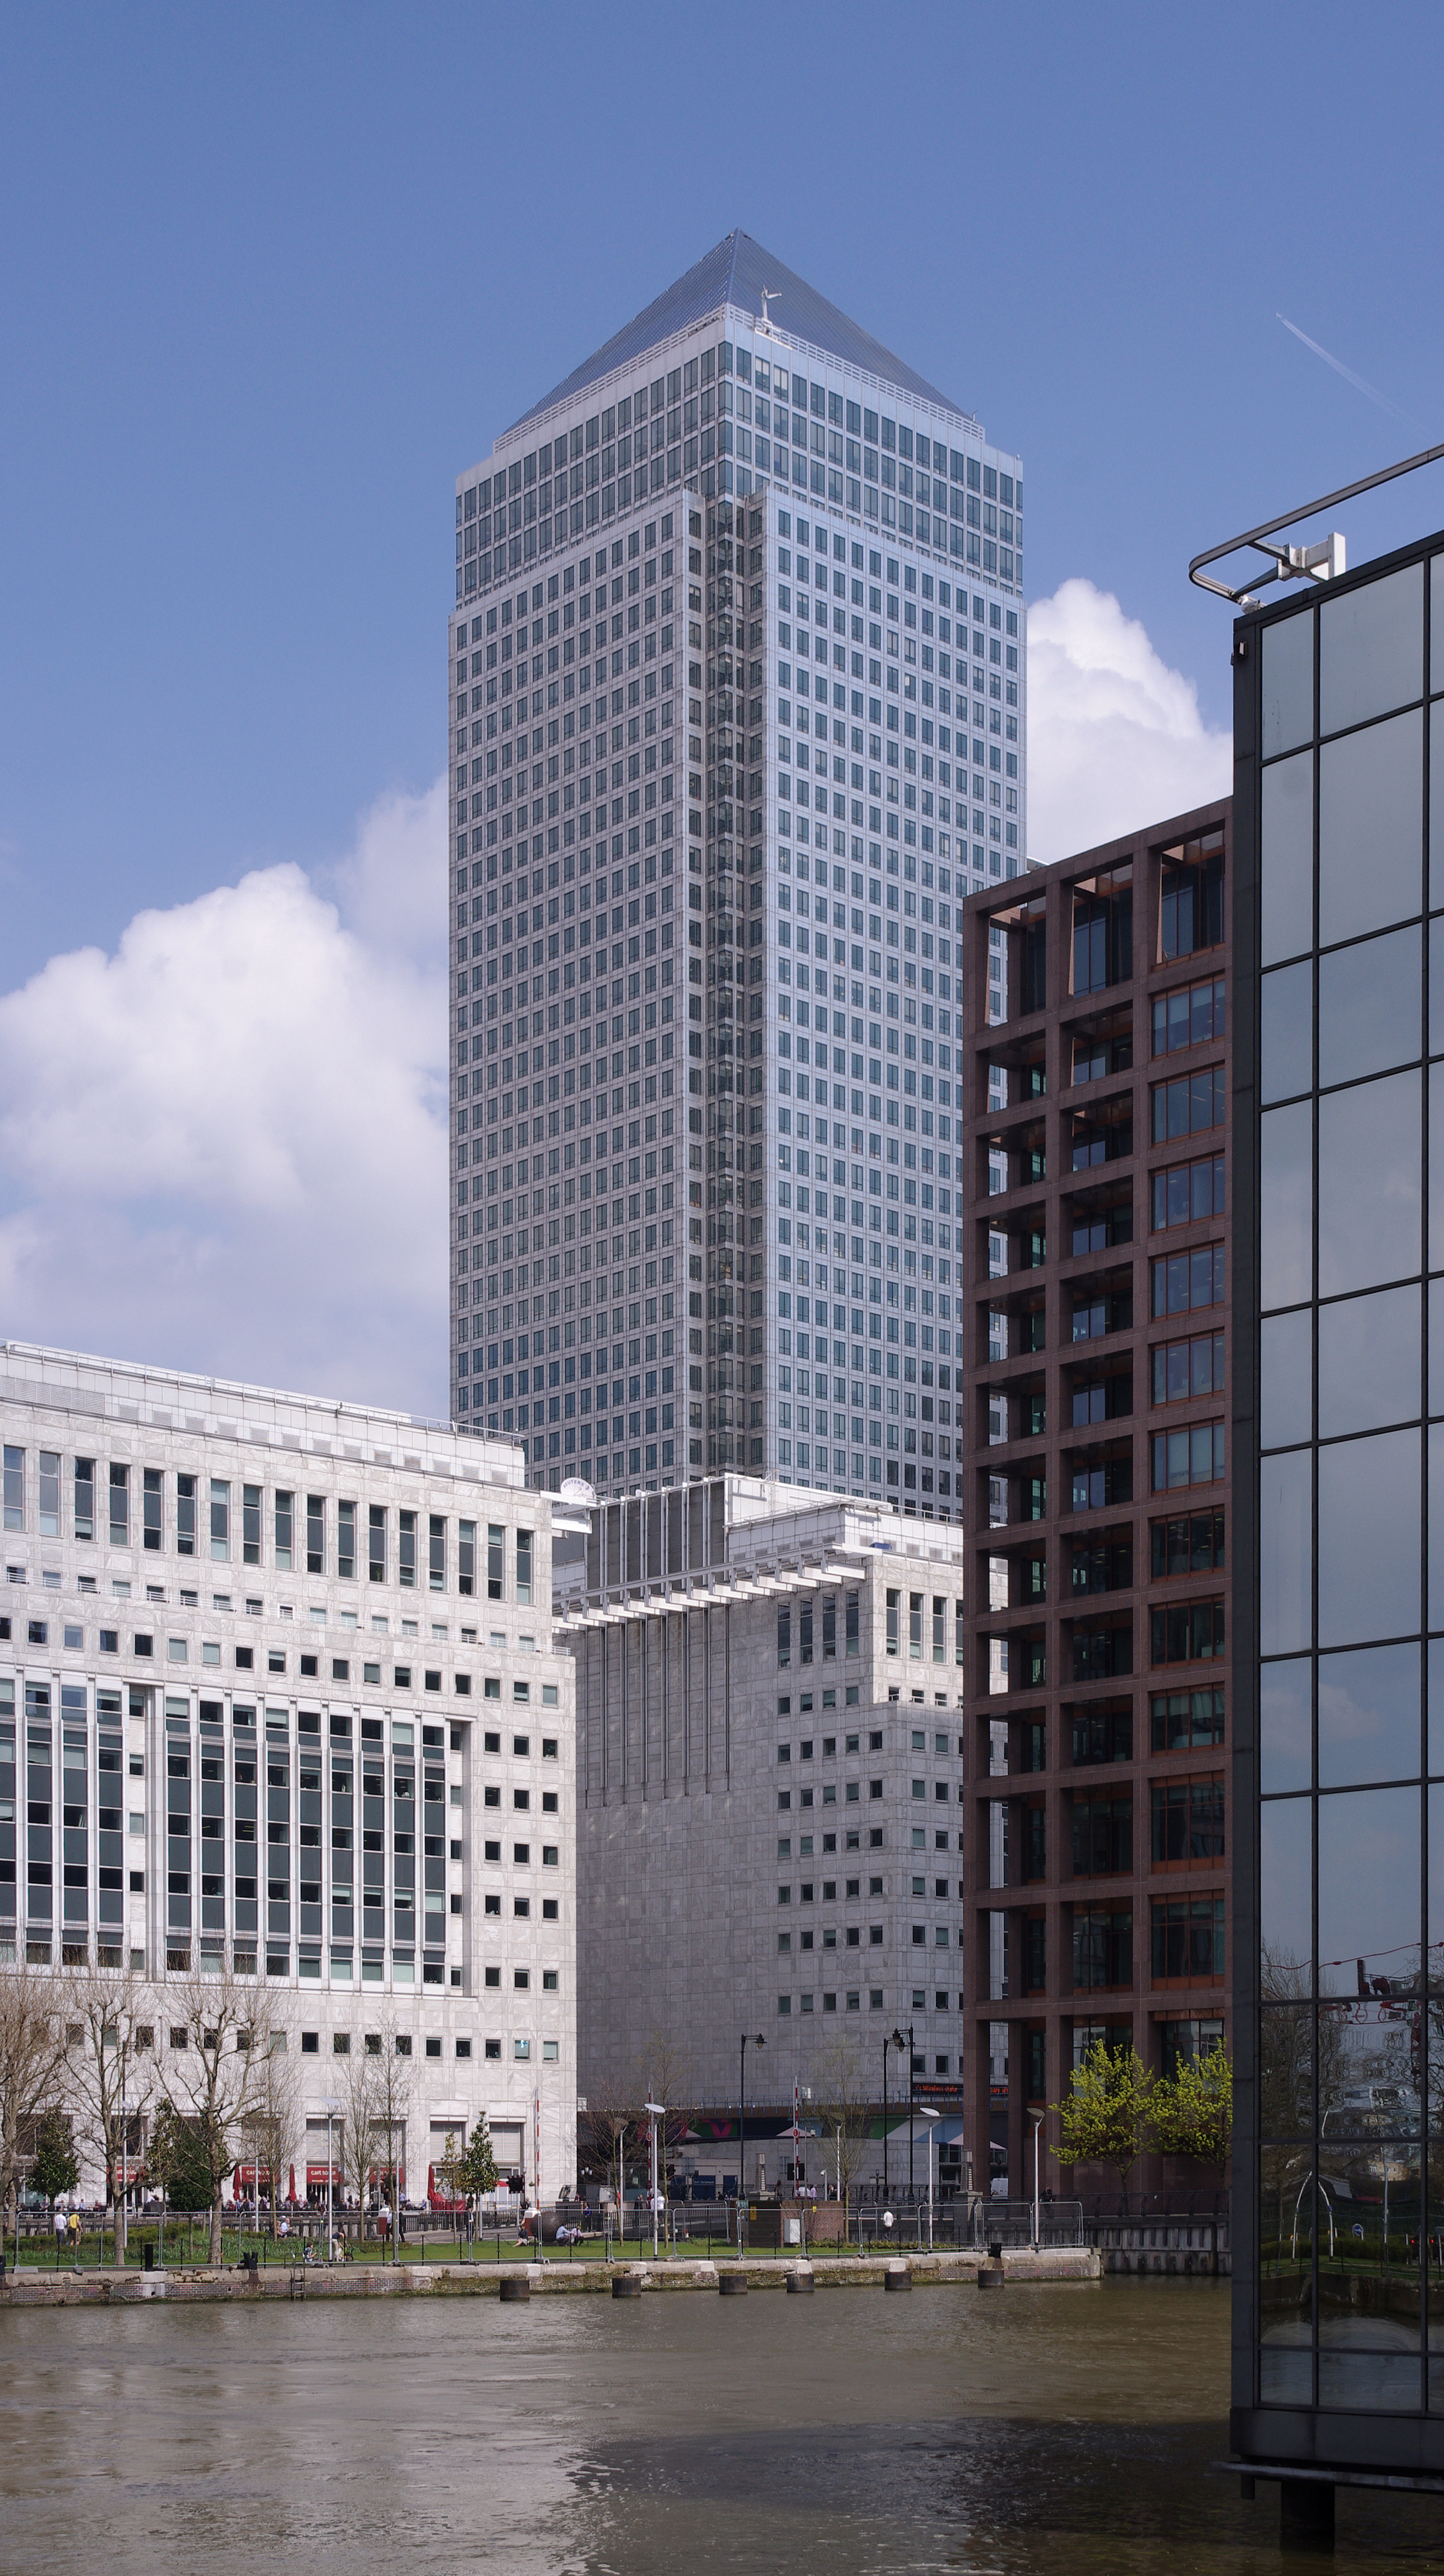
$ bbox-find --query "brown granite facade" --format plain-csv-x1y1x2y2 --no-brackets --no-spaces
952,800,1233,2192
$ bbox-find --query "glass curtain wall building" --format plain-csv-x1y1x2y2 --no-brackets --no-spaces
1236,531,1444,2476
448,232,1025,1507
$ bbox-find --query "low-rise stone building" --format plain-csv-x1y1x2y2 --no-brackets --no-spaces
557,1476,970,2184
1,1343,579,2201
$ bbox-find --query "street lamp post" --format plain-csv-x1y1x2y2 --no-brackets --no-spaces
1032,2112,1045,2249
738,2032,764,2257
890,2025,915,2215
323,2099,340,2263
917,2107,941,2251
644,2099,664,2261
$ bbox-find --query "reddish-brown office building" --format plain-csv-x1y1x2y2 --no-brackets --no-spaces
952,798,1232,2193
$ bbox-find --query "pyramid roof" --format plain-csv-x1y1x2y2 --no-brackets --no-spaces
509,230,965,433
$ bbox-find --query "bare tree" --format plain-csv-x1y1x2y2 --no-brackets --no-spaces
579,2070,638,2211
335,2034,381,2242
63,1962,155,2268
811,2032,873,2203
632,2025,695,2186
0,1961,66,2237
369,2008,414,2262
156,1962,262,2264
237,2003,302,2237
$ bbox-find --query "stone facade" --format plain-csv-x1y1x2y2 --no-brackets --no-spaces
558,1477,967,2125
1,1343,579,2200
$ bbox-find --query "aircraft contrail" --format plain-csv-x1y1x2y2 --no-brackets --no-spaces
1277,314,1422,431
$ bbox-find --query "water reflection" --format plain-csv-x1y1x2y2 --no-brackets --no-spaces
3,2282,1443,2570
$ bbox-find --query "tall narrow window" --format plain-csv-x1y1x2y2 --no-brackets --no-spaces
242,1485,261,1565
399,1510,417,1588
3,1445,24,1531
143,1467,163,1552
36,1452,59,1538
886,1588,900,1654
800,1601,814,1664
778,1606,792,1667
429,1517,446,1592
909,1592,924,1658
846,1591,860,1656
955,1601,965,1667
459,1520,475,1596
274,1492,293,1572
1159,830,1224,960
306,1495,325,1575
74,1458,94,1542
487,1525,504,1599
109,1464,130,1547
337,1501,355,1581
821,1596,836,1659
516,1529,533,1606
176,1475,196,1557
369,1505,387,1584
932,1597,946,1663
209,1479,230,1561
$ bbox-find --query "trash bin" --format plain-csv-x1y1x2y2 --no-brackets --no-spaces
143,2243,154,2273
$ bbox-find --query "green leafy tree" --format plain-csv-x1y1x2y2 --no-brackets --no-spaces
158,1963,262,2263
148,2100,218,2214
1152,2042,1233,2165
1051,2041,1156,2191
457,2123,500,2197
31,2106,79,2210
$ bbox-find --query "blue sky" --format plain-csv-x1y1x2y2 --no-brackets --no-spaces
1,0,1441,1407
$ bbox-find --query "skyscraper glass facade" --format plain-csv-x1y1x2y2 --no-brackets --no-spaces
447,233,1025,1505
1237,531,1444,2474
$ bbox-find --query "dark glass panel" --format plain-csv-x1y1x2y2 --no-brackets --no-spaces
1261,1795,1313,1988
1259,1308,1313,1450
1260,1099,1314,1311
1318,1429,1421,1649
1318,1071,1421,1298
1261,958,1313,1102
1318,1642,1421,1789
1318,923,1421,1087
1261,604,1314,762
1317,1784,1420,1997
1318,708,1424,947
1317,1284,1421,1438
1261,750,1314,965
1319,561,1423,736
1259,1451,1312,1656
1261,1658,1311,1797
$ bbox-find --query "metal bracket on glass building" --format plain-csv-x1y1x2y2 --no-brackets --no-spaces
1188,439,1444,605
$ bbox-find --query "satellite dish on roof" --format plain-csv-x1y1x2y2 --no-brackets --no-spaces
558,1478,596,1507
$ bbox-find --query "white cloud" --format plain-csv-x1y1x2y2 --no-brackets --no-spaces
0,780,452,1417
1027,578,1231,864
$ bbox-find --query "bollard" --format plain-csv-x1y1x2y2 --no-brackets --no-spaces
785,2266,815,2294
885,2261,912,2293
718,2272,748,2296
499,2274,530,2303
611,2271,643,2299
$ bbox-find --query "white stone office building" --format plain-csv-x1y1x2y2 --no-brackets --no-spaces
554,1476,970,2183
1,1343,578,2201
449,232,1025,1519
